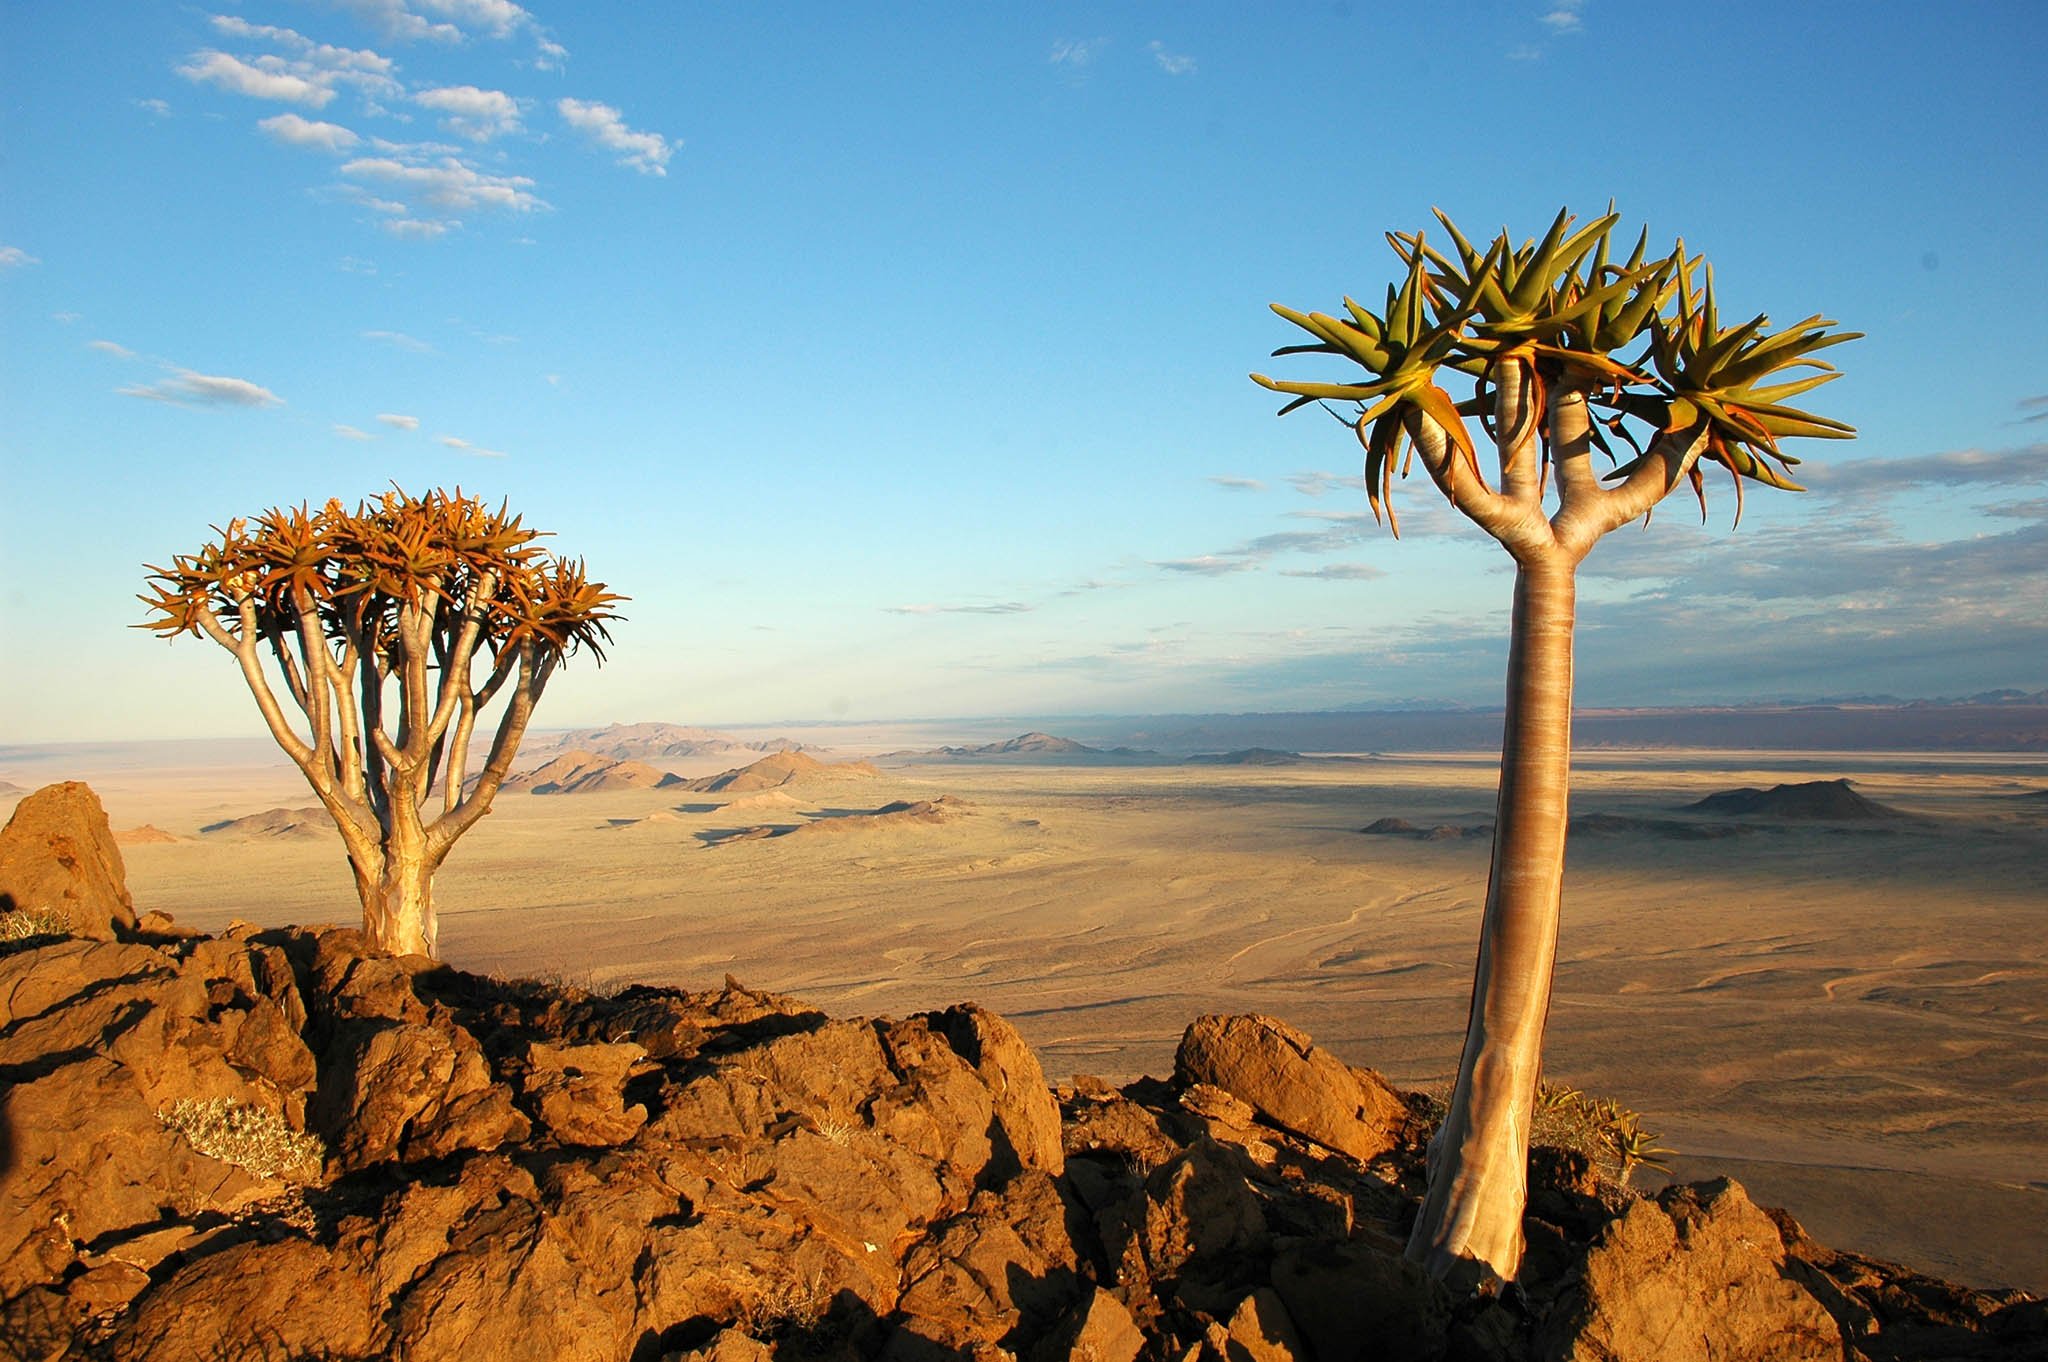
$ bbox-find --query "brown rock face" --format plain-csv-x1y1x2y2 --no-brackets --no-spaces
1538,1178,1844,1362
1174,1013,1415,1162
0,781,137,939
1,927,2025,1362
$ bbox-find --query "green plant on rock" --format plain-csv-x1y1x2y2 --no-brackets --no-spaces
159,1097,325,1180
0,906,72,942
1254,207,1856,1287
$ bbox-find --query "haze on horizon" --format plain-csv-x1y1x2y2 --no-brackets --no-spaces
3,2,2044,746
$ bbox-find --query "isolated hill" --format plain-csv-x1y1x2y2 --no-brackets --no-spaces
537,722,808,763
1686,778,1902,820
1186,748,1309,766
888,732,1160,763
682,750,880,793
200,806,334,840
704,797,969,847
114,824,185,845
0,779,24,796
506,750,675,795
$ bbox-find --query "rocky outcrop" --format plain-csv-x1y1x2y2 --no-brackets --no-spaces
0,781,137,939
1175,1012,1419,1163
2,916,2038,1361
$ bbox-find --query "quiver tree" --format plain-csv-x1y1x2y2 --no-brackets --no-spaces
140,488,623,958
1253,208,1858,1287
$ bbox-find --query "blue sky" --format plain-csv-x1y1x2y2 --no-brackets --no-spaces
3,0,2045,743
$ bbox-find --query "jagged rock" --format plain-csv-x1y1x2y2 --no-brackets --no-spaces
313,1017,532,1170
524,1038,650,1145
1175,1014,1415,1163
1031,1287,1145,1362
0,781,137,939
929,1003,1065,1177
1142,1141,1270,1310
1538,1178,1843,1362
1226,1287,1308,1362
1270,1235,1452,1362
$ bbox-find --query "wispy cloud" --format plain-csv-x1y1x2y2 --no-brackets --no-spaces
334,423,375,440
259,112,361,151
438,434,505,457
1050,38,1108,67
557,98,674,176
1539,0,1586,32
362,329,435,352
135,97,172,119
1800,444,2047,499
2017,395,2048,425
1154,555,1259,576
52,311,82,323
1148,41,1197,75
1208,476,1267,493
1280,563,1386,581
120,368,284,408
377,412,420,430
88,339,135,358
884,602,1035,616
0,246,42,270
415,84,523,141
1288,471,1350,498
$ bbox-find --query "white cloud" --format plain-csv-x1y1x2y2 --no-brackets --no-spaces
1154,556,1259,575
177,50,334,107
415,84,523,141
439,434,505,457
334,424,375,440
1801,444,2047,499
884,602,1034,616
135,97,172,118
385,217,454,238
1149,41,1197,75
1050,38,1108,67
1540,0,1585,31
419,0,531,38
557,98,674,176
1280,563,1386,581
531,36,567,70
209,16,396,75
0,246,40,270
53,312,82,323
88,339,135,358
119,368,283,408
342,154,546,214
330,0,464,43
259,112,361,151
377,412,421,430
362,329,435,352
1208,476,1267,493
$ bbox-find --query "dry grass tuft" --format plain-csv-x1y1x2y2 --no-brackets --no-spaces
0,906,72,941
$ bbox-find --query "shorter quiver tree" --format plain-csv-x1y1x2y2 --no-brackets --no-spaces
1253,208,1857,1286
141,488,623,957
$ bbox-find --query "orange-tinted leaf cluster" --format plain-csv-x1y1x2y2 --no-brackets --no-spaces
139,487,624,661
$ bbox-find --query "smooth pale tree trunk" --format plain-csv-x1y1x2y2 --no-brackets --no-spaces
348,795,441,957
1407,551,1580,1284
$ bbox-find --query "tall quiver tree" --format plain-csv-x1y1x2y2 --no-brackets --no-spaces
1253,209,1858,1287
141,488,623,958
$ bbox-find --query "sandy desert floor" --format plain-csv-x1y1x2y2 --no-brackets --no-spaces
5,743,2044,1293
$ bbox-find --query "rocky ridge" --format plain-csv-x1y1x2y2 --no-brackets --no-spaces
1,782,2041,1361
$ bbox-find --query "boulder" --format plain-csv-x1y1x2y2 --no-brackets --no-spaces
0,781,137,939
1174,1014,1414,1163
524,1038,650,1146
1538,1178,1844,1362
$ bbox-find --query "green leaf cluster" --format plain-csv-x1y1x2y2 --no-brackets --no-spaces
1252,208,1859,531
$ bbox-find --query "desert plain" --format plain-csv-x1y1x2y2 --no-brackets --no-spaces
4,728,2044,1295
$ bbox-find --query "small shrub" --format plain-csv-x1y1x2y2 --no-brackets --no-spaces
1419,1080,1673,1185
159,1098,324,1180
0,906,72,941
738,1271,830,1339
